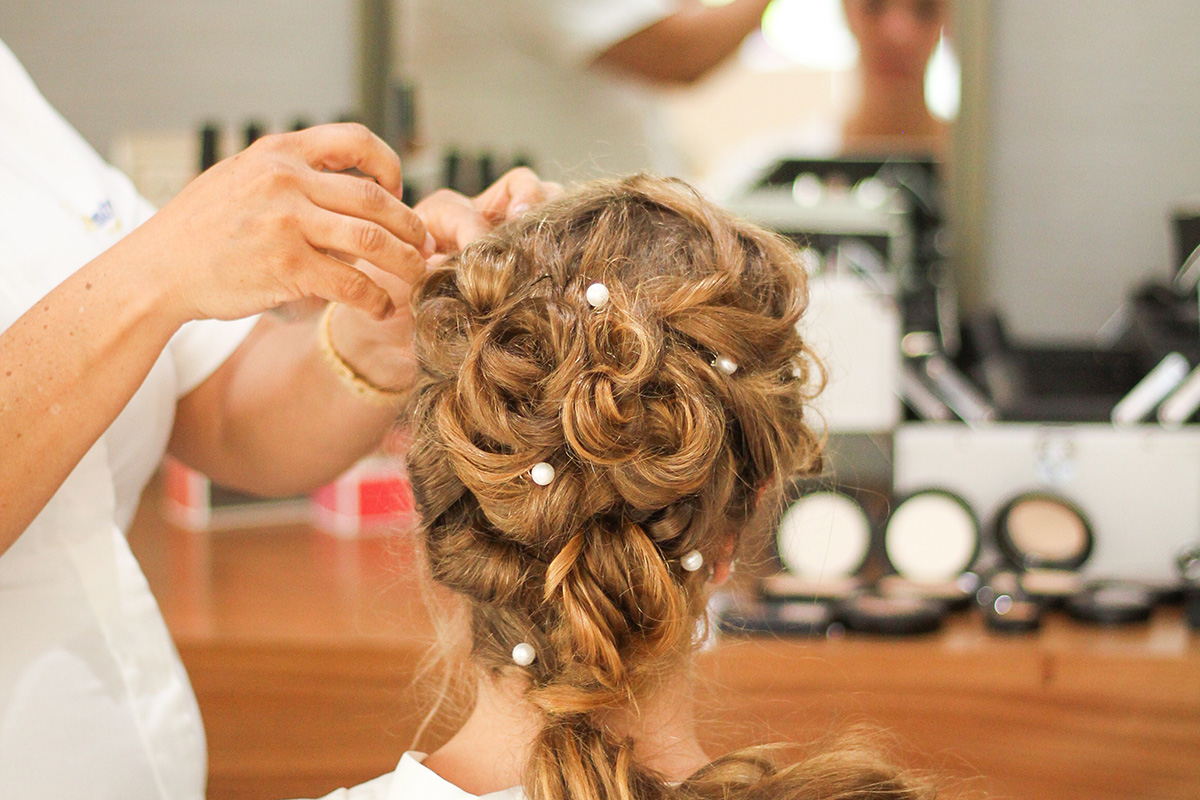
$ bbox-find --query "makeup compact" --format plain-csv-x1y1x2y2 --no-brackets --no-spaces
836,592,946,636
879,490,980,606
716,596,834,637
766,490,872,601
877,572,978,608
1019,568,1084,604
994,492,1095,570
979,570,1044,633
984,591,1044,633
1066,579,1157,625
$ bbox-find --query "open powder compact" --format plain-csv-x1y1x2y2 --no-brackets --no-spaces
994,492,1094,605
994,492,1094,570
879,489,980,606
1066,579,1156,625
765,490,872,601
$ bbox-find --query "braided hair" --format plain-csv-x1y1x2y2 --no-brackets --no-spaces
406,174,929,800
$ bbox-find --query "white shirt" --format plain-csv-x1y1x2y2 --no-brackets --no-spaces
0,40,256,800
305,752,524,800
403,0,682,183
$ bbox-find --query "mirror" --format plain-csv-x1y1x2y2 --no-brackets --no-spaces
393,0,959,191
950,2,1200,341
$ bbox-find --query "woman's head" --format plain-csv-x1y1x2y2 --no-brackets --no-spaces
843,0,947,84
403,175,921,799
408,172,818,681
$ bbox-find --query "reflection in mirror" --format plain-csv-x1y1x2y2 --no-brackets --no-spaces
667,0,958,189
396,0,959,189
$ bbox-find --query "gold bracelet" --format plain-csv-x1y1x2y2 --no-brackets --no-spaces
317,303,407,408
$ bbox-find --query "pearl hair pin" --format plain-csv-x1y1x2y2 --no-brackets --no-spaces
681,549,705,572
530,462,556,486
713,355,738,376
512,642,537,666
586,282,610,309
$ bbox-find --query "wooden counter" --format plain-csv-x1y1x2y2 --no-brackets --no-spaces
127,488,1200,800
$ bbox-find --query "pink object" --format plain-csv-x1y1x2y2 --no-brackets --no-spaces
311,455,415,537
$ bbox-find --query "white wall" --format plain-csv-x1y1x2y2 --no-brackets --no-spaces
0,0,357,159
983,1,1200,340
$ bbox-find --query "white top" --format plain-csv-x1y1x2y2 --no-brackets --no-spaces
402,0,682,182
305,752,525,800
0,40,256,800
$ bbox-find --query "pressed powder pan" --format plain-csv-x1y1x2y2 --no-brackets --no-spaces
884,490,981,583
994,492,1094,570
772,490,872,600
880,489,979,607
1066,579,1156,625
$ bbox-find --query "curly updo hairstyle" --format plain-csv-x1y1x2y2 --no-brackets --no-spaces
406,175,928,800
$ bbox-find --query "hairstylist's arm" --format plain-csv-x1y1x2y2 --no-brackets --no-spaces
167,168,558,497
0,123,430,554
595,0,772,85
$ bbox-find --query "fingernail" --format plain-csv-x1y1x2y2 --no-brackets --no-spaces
421,232,437,258
510,202,531,217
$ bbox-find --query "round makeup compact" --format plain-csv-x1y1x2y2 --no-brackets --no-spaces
1066,579,1156,626
994,492,1094,570
774,491,873,599
877,572,977,609
883,489,980,589
1020,567,1083,603
716,597,834,637
836,592,946,636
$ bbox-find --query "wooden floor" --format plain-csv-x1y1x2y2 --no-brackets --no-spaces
127,487,1200,800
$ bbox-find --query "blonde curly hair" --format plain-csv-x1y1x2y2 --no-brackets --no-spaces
405,174,930,800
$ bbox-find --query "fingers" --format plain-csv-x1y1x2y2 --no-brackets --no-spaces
303,207,429,285
473,167,562,223
308,253,395,320
304,170,434,258
287,123,404,197
415,189,491,253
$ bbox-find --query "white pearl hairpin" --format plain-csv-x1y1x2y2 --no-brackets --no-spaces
586,282,610,309
712,355,738,376
512,642,537,666
530,462,556,486
680,549,705,573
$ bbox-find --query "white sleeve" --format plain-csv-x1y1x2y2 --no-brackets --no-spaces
168,316,259,398
500,0,680,66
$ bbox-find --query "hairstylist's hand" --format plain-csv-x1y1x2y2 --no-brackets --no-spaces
420,167,564,254
326,168,561,392
125,123,432,323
